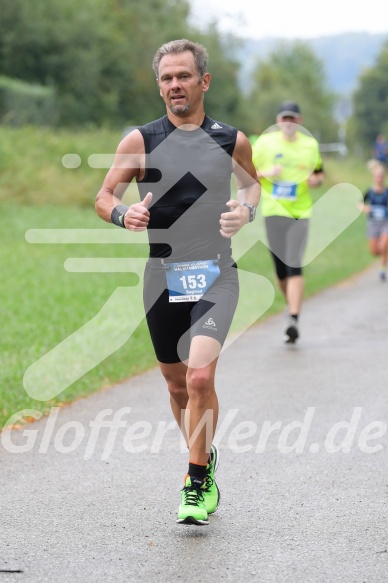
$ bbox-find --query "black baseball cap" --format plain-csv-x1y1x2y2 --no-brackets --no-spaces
277,101,301,118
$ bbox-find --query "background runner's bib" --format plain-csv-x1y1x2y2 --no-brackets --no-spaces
364,189,388,221
371,206,387,220
164,260,220,302
272,182,297,201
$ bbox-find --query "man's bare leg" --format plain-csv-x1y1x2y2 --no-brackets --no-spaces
158,335,221,456
286,275,304,315
276,276,287,299
159,361,189,444
276,274,304,313
185,335,220,465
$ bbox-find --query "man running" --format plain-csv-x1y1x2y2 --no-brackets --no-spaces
252,101,323,344
95,39,260,525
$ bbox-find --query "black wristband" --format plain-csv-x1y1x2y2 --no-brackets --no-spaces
111,204,129,228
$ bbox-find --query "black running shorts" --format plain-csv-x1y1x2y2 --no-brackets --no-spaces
143,259,239,364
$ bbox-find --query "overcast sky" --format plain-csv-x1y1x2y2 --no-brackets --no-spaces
190,0,388,39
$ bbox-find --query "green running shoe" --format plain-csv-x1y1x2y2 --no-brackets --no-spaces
202,444,220,514
177,476,209,525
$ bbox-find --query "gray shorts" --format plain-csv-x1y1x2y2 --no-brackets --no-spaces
265,216,309,279
367,219,388,239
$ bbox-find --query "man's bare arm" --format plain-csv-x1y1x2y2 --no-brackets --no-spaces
307,171,324,188
95,130,152,231
219,131,261,238
233,131,261,207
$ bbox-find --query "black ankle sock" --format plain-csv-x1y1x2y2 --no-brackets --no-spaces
188,462,207,487
290,314,298,322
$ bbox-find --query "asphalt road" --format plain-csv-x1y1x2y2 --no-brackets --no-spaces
1,265,388,583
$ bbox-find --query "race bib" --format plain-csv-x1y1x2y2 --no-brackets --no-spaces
371,205,387,220
164,259,220,302
272,182,297,201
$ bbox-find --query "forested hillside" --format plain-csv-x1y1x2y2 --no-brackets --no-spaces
0,0,387,147
239,32,388,95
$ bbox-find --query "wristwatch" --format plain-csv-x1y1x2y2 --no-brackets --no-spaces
243,203,256,222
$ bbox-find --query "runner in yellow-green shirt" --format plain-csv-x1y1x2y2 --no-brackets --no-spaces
252,101,324,344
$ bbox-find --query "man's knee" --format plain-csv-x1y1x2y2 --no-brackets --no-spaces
186,368,215,401
159,364,188,400
167,379,187,400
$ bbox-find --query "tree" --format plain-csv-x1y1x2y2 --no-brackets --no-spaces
0,0,125,125
352,42,388,148
245,42,337,142
0,0,244,128
193,28,243,128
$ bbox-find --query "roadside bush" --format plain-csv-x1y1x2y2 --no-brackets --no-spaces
0,75,57,126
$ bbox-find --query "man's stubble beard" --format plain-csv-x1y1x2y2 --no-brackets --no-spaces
169,103,190,115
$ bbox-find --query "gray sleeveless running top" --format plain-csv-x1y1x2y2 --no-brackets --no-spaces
137,114,238,261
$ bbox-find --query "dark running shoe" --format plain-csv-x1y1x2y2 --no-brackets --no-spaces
284,316,299,344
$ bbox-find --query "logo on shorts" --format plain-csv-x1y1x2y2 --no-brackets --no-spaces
203,317,217,330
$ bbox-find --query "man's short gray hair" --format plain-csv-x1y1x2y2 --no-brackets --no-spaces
152,39,208,80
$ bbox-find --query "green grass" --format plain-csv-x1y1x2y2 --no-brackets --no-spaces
0,205,156,425
0,125,123,206
0,126,375,428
